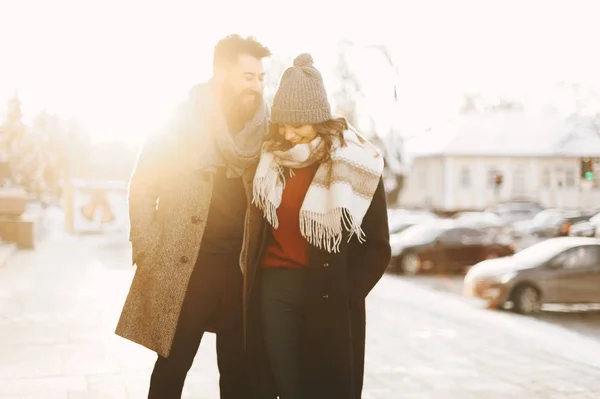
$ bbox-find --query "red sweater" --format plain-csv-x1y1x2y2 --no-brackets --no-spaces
262,166,315,269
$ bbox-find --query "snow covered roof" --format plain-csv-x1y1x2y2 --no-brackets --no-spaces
405,113,600,158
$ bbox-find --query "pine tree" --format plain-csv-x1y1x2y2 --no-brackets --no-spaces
0,92,26,153
0,93,47,197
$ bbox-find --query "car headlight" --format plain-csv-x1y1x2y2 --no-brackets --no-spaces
489,271,517,284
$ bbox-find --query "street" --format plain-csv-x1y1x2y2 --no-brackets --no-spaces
2,232,600,398
401,273,600,341
5,4,600,398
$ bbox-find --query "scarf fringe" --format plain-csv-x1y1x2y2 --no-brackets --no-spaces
300,208,366,253
252,164,287,229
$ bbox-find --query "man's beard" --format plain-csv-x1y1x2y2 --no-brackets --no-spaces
226,89,261,121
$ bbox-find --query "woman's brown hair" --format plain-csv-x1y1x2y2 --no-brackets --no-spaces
264,117,349,161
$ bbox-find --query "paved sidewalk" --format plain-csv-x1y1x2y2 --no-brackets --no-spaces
1,233,600,398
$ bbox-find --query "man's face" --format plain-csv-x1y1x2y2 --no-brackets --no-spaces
219,54,265,117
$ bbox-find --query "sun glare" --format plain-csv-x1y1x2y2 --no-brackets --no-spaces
2,0,600,147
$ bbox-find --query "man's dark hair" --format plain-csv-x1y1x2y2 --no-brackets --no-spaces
213,34,271,69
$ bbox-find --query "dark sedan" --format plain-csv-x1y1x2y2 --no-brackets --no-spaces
465,237,600,314
528,209,594,238
389,220,515,275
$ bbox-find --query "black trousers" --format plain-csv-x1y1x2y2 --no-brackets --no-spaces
148,251,247,399
260,267,307,399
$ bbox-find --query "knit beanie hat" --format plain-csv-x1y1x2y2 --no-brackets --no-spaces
271,53,332,125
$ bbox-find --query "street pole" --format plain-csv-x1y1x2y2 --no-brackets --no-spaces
494,183,502,206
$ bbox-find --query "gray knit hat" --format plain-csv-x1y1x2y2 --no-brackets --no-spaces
271,53,332,125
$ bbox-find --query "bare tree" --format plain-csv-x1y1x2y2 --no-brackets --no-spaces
335,41,409,206
263,56,290,107
488,98,524,112
0,94,49,196
332,41,362,127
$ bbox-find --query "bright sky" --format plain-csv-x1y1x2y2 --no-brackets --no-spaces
2,0,600,145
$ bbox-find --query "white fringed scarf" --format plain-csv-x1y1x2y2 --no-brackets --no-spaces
253,126,384,253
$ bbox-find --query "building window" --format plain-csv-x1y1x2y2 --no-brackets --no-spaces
541,168,551,188
513,168,526,196
556,167,564,189
459,167,471,188
565,169,576,188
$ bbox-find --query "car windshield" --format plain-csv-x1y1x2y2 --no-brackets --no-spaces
512,239,573,264
397,223,444,245
498,209,535,218
455,212,503,226
490,202,543,213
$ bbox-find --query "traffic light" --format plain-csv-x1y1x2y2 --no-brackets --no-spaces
581,158,595,181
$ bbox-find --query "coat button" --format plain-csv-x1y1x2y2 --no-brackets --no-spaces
191,216,201,224
322,262,330,268
180,256,188,264
322,294,329,299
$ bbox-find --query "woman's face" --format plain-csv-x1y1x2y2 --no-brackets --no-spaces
278,124,317,145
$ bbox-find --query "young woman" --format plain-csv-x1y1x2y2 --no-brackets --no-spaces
247,53,391,399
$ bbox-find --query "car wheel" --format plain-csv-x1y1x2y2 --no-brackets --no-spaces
511,285,541,315
401,253,421,276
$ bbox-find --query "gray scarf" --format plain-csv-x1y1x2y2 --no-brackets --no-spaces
196,82,268,178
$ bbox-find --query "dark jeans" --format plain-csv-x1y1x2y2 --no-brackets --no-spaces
148,252,247,399
260,267,307,399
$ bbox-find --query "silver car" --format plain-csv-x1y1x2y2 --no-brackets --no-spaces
465,237,600,314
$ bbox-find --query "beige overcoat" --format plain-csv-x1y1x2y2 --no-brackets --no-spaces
115,87,265,357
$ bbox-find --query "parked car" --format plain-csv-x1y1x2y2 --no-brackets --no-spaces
464,237,600,314
453,211,504,228
389,220,514,275
528,209,591,238
569,213,600,237
511,218,535,239
387,208,438,235
453,211,512,243
486,200,544,224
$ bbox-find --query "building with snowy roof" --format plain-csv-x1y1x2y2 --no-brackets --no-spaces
400,113,600,212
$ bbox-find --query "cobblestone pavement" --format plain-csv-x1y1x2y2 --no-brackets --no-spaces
2,232,600,398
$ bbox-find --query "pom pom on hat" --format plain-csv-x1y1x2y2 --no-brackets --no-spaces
293,53,314,67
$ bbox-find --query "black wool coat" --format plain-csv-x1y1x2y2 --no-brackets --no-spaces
245,178,391,399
